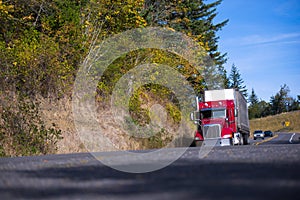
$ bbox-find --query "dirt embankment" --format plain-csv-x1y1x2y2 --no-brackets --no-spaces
39,98,143,154
250,110,300,134
39,97,189,154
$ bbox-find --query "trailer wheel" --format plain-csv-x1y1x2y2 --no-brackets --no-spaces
243,134,249,145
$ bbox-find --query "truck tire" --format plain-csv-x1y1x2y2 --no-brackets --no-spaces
243,134,249,145
195,141,203,147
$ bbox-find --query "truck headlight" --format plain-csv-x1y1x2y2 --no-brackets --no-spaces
223,134,232,139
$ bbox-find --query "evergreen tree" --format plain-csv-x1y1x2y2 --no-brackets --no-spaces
249,88,259,105
258,100,271,117
248,89,259,119
228,64,247,97
222,68,230,89
143,0,228,89
270,84,290,115
297,95,300,110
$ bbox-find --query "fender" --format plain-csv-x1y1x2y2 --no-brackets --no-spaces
194,130,204,141
222,127,234,139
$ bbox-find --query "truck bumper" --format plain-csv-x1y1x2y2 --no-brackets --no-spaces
219,138,233,146
201,138,233,147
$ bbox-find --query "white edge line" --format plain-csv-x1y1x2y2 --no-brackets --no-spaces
289,133,296,144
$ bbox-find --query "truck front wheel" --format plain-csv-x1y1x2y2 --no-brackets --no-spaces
195,141,203,147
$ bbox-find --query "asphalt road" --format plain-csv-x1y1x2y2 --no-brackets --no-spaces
0,132,299,200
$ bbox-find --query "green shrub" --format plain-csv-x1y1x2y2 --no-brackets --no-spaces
0,95,62,157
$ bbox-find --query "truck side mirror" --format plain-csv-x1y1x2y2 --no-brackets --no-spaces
190,111,200,124
190,112,195,121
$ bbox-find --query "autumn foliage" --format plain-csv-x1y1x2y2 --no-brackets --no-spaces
0,0,227,156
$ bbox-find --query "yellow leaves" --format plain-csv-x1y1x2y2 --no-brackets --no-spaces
173,18,182,24
150,74,156,81
105,15,111,21
204,42,210,52
166,27,175,32
196,34,204,41
135,15,147,27
182,17,190,23
0,0,14,15
197,41,210,52
22,15,34,21
84,20,90,26
182,7,188,14
166,102,181,123
6,5,14,12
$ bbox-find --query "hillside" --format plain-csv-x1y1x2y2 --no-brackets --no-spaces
250,111,300,133
0,0,227,157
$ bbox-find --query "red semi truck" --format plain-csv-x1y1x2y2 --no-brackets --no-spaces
191,89,250,146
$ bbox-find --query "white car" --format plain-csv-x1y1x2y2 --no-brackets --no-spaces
253,130,265,140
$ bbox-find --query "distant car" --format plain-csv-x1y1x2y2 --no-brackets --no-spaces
253,130,264,140
264,130,273,137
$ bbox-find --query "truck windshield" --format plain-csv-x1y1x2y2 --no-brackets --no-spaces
201,109,226,119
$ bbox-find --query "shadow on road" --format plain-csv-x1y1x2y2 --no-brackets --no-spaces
0,154,299,200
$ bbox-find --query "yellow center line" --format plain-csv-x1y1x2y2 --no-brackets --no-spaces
255,134,279,145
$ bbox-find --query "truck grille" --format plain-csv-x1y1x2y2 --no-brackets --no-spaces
203,124,221,139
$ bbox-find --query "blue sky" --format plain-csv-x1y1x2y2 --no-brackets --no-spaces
211,0,300,101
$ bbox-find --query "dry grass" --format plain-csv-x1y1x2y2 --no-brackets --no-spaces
1,94,200,155
39,97,169,154
39,97,86,154
250,110,300,134
39,97,137,153
39,95,191,154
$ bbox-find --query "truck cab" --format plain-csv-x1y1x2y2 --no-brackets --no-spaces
191,89,250,146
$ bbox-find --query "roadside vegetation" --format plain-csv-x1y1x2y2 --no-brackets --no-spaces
1,0,298,157
248,84,300,119
250,110,300,133
213,58,300,136
0,0,228,156
0,94,62,157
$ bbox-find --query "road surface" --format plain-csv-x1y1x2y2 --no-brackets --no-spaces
0,132,299,200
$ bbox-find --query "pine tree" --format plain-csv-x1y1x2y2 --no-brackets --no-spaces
228,64,247,97
248,88,260,119
270,84,290,114
249,88,259,105
222,68,230,89
143,0,228,90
